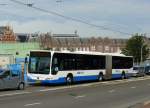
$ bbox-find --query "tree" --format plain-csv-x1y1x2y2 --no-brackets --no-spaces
122,33,149,64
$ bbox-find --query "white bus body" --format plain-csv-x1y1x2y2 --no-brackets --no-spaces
27,50,133,84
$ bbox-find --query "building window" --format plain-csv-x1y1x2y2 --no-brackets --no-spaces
105,46,109,51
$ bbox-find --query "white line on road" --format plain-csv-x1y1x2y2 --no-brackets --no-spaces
24,102,41,107
75,95,86,99
0,92,31,97
39,87,69,92
108,89,115,93
130,86,136,89
101,82,109,84
39,83,98,92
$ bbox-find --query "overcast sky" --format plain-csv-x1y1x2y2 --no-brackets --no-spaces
0,0,150,38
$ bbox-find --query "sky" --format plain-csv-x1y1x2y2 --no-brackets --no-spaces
0,0,150,38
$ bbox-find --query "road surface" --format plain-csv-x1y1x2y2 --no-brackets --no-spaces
0,77,150,108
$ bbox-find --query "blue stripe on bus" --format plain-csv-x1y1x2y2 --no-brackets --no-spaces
112,74,122,79
27,74,130,85
41,76,98,84
41,78,66,84
27,76,98,84
74,75,98,81
112,73,130,79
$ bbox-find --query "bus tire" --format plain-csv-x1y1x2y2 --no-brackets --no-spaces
18,83,25,90
98,73,104,81
66,74,73,85
121,72,126,79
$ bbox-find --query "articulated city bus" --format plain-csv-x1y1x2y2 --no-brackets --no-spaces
27,50,133,84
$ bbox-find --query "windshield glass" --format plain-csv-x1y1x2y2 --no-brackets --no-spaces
28,52,51,74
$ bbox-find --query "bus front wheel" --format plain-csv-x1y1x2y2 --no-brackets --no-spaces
66,75,73,85
98,73,104,81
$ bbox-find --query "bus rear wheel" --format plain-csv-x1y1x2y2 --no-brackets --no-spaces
121,72,126,79
66,75,73,85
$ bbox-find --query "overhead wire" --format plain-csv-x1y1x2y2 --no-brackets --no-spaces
10,0,133,35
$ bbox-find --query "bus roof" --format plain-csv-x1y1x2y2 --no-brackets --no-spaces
30,50,132,57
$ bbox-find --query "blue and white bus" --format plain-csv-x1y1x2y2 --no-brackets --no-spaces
27,50,133,84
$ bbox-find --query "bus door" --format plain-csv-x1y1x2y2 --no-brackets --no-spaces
105,55,112,80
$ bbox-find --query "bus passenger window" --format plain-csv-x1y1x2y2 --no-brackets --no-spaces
59,61,64,71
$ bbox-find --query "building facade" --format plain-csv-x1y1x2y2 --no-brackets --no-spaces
1,26,150,56
39,33,128,53
0,26,40,57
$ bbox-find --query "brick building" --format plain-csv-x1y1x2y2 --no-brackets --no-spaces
0,26,16,42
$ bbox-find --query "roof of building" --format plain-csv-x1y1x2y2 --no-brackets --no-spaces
52,34,79,38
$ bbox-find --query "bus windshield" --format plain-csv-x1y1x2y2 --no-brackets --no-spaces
28,52,51,74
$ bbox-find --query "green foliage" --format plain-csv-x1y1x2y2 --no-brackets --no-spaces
122,33,149,63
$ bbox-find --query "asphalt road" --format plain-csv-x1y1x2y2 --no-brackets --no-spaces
0,77,150,108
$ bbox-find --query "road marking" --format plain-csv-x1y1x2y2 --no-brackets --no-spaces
75,95,86,99
131,86,136,89
101,82,109,84
108,89,115,93
39,84,98,92
39,87,68,92
0,76,148,99
24,102,41,107
0,92,31,97
37,76,150,93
